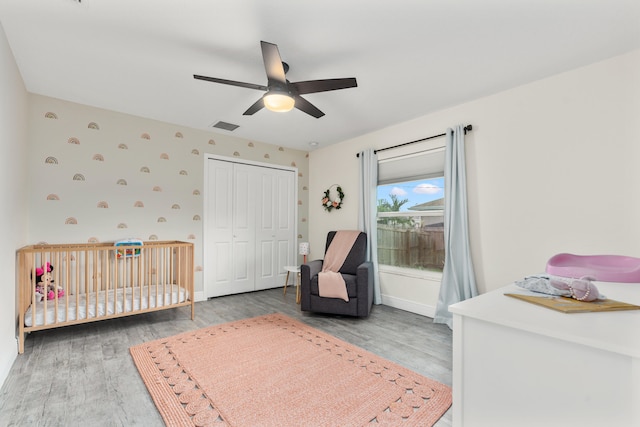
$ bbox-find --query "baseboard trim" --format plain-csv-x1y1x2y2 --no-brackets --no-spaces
195,289,436,317
381,294,436,318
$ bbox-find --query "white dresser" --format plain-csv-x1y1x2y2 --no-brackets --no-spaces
449,281,640,427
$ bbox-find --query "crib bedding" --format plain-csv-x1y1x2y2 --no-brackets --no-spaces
24,285,189,327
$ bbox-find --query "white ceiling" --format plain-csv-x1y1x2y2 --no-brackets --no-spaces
1,0,639,151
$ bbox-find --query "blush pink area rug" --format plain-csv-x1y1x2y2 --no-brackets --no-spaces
130,313,451,427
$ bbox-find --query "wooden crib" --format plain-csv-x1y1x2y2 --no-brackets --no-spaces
17,240,194,354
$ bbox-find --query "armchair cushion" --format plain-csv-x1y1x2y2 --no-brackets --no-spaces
310,273,358,298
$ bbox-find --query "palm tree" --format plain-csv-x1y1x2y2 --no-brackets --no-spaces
377,194,413,227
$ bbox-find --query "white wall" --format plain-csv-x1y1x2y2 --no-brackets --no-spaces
309,49,640,311
0,22,29,387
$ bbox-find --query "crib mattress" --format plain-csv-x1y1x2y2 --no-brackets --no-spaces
24,285,188,327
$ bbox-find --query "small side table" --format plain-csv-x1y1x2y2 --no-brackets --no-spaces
283,265,301,304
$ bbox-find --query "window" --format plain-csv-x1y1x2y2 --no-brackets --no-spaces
376,144,445,273
377,177,444,272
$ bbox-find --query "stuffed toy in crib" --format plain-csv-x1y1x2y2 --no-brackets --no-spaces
35,263,64,301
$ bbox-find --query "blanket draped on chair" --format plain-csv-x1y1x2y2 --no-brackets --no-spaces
318,230,361,302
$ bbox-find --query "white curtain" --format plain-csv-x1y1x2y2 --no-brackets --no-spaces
358,148,381,304
434,125,478,328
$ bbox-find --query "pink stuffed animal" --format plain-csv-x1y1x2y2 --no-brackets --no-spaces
35,263,64,301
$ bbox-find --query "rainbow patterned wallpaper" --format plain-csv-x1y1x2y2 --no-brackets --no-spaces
27,95,310,294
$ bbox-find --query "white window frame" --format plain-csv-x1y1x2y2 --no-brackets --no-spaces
376,138,446,281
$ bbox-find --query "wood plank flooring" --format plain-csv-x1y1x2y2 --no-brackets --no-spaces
0,287,452,426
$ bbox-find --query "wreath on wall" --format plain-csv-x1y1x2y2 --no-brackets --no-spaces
322,184,344,212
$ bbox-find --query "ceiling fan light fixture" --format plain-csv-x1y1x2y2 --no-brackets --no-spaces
263,91,295,112
194,41,356,118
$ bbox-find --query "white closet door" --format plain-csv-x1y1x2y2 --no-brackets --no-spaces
255,168,295,290
205,160,255,297
255,169,277,290
231,163,256,293
274,168,296,284
205,157,296,298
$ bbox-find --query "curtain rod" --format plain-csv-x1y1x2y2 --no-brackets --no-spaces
356,124,472,158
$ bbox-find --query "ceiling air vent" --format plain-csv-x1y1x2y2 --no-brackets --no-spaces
211,121,239,132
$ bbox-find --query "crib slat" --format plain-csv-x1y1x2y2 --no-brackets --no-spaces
41,250,48,325
53,251,59,323
145,245,150,313
154,246,159,307
76,249,81,322
162,246,166,306
94,249,99,319
30,252,36,330
136,247,142,313
111,247,117,318
128,252,133,313
125,252,129,313
63,250,68,323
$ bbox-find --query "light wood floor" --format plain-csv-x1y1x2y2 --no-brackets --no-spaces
0,287,452,426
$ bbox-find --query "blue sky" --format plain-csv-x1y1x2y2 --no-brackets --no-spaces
377,177,444,212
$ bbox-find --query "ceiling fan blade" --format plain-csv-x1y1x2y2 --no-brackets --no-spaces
194,74,267,91
291,78,357,95
294,95,325,118
260,41,287,85
243,97,265,116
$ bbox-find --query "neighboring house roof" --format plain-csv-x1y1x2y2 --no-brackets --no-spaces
425,222,444,229
408,198,444,211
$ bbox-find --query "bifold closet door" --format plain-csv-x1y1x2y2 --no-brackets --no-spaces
205,160,256,297
255,167,296,290
205,158,296,298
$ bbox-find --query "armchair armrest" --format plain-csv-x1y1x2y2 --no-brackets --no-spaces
302,259,323,280
300,260,323,310
356,261,374,316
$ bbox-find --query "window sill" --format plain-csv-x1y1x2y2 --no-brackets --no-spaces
378,264,443,282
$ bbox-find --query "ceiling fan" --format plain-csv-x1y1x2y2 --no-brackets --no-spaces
194,41,357,118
